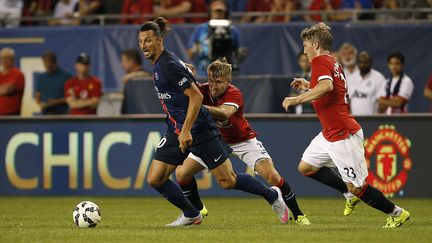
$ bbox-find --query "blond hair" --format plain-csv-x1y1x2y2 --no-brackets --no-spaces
207,57,232,79
300,22,333,51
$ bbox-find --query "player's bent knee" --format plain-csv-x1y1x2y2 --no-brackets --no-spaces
175,167,190,183
298,160,319,176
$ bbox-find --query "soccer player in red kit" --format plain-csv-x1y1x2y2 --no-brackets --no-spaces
175,58,311,225
282,22,409,228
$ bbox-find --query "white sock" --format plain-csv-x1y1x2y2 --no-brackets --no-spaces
389,205,402,217
343,192,355,199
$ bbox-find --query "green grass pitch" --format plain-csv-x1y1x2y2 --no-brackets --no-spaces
0,197,431,243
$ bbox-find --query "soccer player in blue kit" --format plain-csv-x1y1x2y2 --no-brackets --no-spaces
139,17,289,227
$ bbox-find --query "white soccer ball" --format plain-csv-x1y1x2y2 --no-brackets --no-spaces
72,201,101,228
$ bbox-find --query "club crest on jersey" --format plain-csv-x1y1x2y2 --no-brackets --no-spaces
364,125,412,198
178,77,187,86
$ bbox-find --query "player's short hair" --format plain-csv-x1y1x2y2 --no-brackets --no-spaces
358,51,372,63
42,51,57,64
122,49,142,65
339,42,358,55
140,17,171,38
0,47,15,58
300,22,333,51
207,57,232,79
387,52,405,64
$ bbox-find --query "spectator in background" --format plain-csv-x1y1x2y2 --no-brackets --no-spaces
423,74,432,111
64,53,102,115
22,0,55,25
375,0,404,20
120,49,150,84
305,0,335,22
339,42,359,83
0,0,24,27
266,0,302,22
49,0,79,26
226,0,248,12
332,0,373,21
153,0,202,24
348,51,386,115
241,0,273,23
188,0,245,76
35,51,71,115
289,52,314,114
0,47,25,115
121,0,153,24
74,0,103,25
377,52,414,114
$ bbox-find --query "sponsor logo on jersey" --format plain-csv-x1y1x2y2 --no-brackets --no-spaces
365,125,412,197
178,77,187,86
157,92,172,100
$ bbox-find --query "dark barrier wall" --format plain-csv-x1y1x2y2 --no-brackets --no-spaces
1,23,432,111
0,115,431,197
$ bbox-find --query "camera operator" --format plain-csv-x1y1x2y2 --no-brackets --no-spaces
187,0,246,77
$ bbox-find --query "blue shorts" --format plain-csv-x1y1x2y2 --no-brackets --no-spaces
154,131,232,170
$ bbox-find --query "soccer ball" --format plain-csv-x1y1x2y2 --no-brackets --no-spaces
72,201,101,228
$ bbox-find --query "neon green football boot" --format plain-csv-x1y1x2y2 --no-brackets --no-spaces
200,205,208,217
296,215,312,226
344,197,361,216
383,209,410,228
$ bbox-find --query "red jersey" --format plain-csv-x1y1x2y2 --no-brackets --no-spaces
0,67,25,115
64,76,102,115
310,54,361,142
200,83,257,144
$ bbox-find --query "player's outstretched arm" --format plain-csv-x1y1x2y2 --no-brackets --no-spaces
179,82,203,153
204,105,237,121
282,79,333,112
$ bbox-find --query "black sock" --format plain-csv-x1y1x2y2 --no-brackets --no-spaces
306,167,348,194
358,184,395,214
178,177,204,211
153,180,199,218
277,177,303,220
234,173,277,204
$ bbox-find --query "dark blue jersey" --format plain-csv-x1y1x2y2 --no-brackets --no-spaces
152,50,218,141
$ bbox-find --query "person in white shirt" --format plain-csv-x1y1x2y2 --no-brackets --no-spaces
348,51,387,115
339,42,360,84
49,0,79,26
378,52,414,114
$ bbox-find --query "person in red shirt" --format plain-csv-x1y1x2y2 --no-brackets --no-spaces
120,0,153,25
64,53,102,115
0,47,25,116
154,0,192,24
282,22,409,228
424,74,432,111
175,58,311,225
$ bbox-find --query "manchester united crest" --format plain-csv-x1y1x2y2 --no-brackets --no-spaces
364,125,412,197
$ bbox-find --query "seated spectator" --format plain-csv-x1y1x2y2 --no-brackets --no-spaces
188,0,245,76
22,0,55,25
153,0,192,24
375,0,404,20
266,0,301,22
0,47,25,116
377,52,414,114
348,51,387,115
188,0,207,23
0,0,24,27
339,42,359,84
424,74,432,111
49,0,79,26
332,0,373,21
241,0,273,23
121,0,153,25
65,53,102,115
120,49,150,84
226,0,248,12
289,52,314,114
35,51,71,115
74,0,103,25
305,0,335,22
